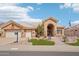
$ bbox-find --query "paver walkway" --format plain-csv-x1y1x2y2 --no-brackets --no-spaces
51,37,69,46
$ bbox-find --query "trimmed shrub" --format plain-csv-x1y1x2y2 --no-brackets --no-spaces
68,39,79,46
29,39,55,45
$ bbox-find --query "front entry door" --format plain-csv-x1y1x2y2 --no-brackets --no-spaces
47,24,54,36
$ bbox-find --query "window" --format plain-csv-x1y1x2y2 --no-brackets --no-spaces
75,30,77,31
57,29,62,34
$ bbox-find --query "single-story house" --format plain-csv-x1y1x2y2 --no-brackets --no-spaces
0,17,64,38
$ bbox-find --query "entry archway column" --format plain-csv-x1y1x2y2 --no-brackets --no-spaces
53,26,57,36
44,25,47,37
44,24,56,37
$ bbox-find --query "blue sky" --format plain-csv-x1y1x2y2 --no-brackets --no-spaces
16,3,79,26
0,3,79,27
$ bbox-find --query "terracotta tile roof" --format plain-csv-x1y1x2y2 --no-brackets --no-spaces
57,25,64,28
0,20,28,29
65,24,79,30
18,21,42,29
43,17,58,23
0,20,41,29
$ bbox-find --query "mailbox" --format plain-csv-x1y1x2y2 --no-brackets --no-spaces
15,32,18,35
14,32,18,43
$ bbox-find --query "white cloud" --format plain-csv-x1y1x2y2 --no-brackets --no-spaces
22,18,42,22
72,4,79,12
59,3,72,9
36,3,42,5
72,4,79,8
71,20,79,25
0,3,41,22
27,6,34,11
59,3,79,12
0,3,15,7
73,7,79,12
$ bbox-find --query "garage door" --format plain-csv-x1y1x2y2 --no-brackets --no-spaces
26,32,32,39
6,31,21,38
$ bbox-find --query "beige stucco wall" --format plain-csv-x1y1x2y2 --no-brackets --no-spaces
1,23,36,38
43,19,57,36
43,19,64,37
62,29,64,36
0,19,64,38
31,30,36,37
56,27,64,36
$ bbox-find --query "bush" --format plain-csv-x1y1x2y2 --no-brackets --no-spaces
29,39,55,45
62,36,67,42
68,39,79,46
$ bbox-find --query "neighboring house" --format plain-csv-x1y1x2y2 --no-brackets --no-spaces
0,17,64,38
65,24,79,37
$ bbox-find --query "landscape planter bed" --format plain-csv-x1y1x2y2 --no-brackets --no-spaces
67,39,79,46
28,39,55,45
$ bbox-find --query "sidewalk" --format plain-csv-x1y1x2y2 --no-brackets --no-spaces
0,44,79,52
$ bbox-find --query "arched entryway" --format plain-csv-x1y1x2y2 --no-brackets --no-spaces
47,24,54,36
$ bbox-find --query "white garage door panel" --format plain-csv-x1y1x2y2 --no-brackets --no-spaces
26,32,32,39
6,32,21,38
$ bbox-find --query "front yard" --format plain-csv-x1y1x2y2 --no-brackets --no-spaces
67,39,79,46
62,36,79,46
28,39,55,45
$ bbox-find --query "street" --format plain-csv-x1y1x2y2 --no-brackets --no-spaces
0,51,79,56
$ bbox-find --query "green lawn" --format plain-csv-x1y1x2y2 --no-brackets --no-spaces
68,39,79,46
28,39,55,45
